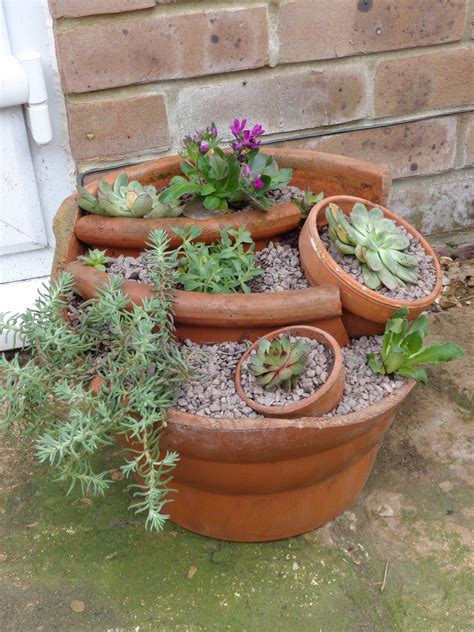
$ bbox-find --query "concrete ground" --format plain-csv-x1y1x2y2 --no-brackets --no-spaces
0,305,472,632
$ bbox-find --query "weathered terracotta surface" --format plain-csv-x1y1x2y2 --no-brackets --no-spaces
117,381,415,542
299,195,442,336
234,325,345,418
66,260,350,346
52,149,391,275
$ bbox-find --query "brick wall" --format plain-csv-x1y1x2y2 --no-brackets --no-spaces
49,0,474,234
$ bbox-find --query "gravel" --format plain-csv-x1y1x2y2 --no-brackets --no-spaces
106,238,310,293
240,336,333,407
319,226,437,300
175,336,407,419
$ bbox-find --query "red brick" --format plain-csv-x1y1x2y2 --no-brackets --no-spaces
374,48,474,117
275,118,457,179
67,93,170,162
49,0,156,18
463,115,474,167
55,6,268,93
177,65,368,139
278,0,467,64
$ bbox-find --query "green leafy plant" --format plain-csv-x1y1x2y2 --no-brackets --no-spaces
0,232,191,531
326,202,419,291
248,334,309,391
158,119,292,214
367,308,463,383
77,171,183,218
292,188,324,218
78,248,113,271
148,225,263,294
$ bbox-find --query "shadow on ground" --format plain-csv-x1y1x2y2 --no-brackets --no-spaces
0,306,472,632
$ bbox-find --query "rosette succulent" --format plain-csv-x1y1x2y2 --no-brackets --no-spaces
248,334,309,391
77,172,183,218
78,249,113,271
326,202,419,291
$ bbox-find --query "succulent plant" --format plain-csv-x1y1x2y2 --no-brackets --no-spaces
325,202,419,291
248,334,309,392
292,189,324,218
77,172,183,218
78,249,113,271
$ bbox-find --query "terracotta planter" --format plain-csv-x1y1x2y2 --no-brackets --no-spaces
299,195,442,337
52,149,391,275
117,380,416,542
234,325,344,418
66,260,350,346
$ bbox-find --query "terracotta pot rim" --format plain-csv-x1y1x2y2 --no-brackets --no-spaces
168,379,416,431
305,194,442,310
234,325,344,417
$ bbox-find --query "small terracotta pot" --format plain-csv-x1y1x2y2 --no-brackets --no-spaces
299,195,442,336
234,325,344,418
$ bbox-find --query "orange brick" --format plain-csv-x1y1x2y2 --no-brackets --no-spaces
67,93,170,162
463,115,474,167
278,0,467,64
49,0,155,17
375,48,474,117
275,118,457,179
55,6,269,93
177,65,368,138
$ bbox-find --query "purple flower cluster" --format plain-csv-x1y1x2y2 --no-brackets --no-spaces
183,123,218,154
230,118,265,153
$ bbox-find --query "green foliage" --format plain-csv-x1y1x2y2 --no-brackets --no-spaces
77,171,183,218
291,188,324,218
0,236,191,531
326,202,419,291
367,308,464,383
157,121,292,214
248,333,309,392
78,249,113,271
148,225,263,294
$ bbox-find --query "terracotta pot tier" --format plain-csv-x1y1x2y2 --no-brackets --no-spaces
66,260,350,346
234,325,345,418
52,149,391,274
117,380,415,542
299,195,442,337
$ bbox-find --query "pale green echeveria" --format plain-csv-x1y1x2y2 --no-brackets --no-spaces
325,202,419,291
248,333,309,392
77,172,183,218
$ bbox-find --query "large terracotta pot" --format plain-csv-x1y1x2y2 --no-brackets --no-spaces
117,381,416,542
66,260,350,346
299,195,442,337
234,325,345,418
52,149,391,275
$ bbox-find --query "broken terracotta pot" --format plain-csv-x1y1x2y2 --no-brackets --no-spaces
66,260,349,346
234,325,345,418
299,195,442,336
52,149,391,273
116,380,416,542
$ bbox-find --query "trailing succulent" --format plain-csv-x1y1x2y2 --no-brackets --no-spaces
367,308,463,383
77,171,183,218
0,232,191,531
147,225,263,294
158,119,293,214
248,334,309,392
326,202,419,291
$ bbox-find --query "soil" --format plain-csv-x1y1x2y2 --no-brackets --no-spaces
240,336,333,407
320,226,437,300
106,237,310,293
175,335,406,419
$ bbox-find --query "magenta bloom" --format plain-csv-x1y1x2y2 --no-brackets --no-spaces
253,176,264,190
231,118,266,153
199,141,209,153
231,118,247,137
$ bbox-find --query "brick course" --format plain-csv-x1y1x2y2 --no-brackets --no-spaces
49,0,156,18
375,48,474,117
278,0,467,64
463,115,474,167
55,5,269,93
67,93,170,161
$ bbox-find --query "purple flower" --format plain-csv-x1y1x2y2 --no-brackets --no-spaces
253,176,264,191
231,118,247,138
231,119,266,154
199,141,209,153
251,124,265,138
243,164,251,178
